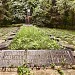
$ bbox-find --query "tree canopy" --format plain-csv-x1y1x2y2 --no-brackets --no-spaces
0,0,75,29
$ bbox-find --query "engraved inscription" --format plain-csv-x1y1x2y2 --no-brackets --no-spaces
27,50,75,66
1,50,27,67
0,50,74,67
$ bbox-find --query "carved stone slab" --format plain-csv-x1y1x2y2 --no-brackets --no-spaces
50,50,74,65
0,50,27,67
27,50,52,66
0,50,74,67
27,50,75,66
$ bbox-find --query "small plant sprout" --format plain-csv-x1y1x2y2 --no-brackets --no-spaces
61,58,66,67
42,65,46,69
17,64,30,75
50,63,56,69
57,68,64,75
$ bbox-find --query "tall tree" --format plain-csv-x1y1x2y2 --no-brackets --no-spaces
0,0,12,25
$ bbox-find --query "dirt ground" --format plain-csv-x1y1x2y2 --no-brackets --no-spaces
0,72,18,75
31,69,75,75
0,69,75,75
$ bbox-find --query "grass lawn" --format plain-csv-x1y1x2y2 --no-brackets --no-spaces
9,26,61,50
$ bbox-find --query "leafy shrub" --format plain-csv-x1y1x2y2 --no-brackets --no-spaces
32,0,75,29
32,1,53,27
17,64,30,75
9,26,61,50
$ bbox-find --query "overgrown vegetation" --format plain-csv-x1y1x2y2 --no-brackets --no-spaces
32,0,75,29
0,0,39,25
9,26,61,50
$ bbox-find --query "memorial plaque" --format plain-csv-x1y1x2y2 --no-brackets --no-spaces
50,50,75,65
27,50,52,66
0,50,27,67
27,50,75,66
0,50,74,67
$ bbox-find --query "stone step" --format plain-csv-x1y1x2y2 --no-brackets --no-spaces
0,43,7,50
0,40,12,50
7,36,15,40
9,33,16,36
0,40,5,44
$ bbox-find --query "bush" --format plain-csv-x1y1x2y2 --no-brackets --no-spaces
32,3,53,27
32,0,75,29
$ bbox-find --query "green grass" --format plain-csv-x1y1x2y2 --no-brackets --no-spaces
40,28,75,46
9,26,61,50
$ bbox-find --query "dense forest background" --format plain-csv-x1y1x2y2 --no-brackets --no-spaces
0,0,75,29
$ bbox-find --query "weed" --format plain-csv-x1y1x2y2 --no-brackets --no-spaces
17,64,30,75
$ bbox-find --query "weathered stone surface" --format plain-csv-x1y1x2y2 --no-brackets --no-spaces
64,45,75,51
71,51,75,56
27,50,75,66
7,36,15,40
8,32,16,36
0,50,27,67
0,31,17,50
0,50,74,68
0,43,7,50
50,36,55,40
55,38,61,41
27,50,52,66
0,40,13,50
0,40,5,44
5,40,12,47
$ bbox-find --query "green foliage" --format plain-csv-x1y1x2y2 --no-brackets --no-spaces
32,0,53,27
50,63,55,69
0,0,13,25
17,64,30,75
10,0,39,24
9,26,61,50
0,0,75,29
57,68,64,75
0,0,39,25
32,0,75,29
